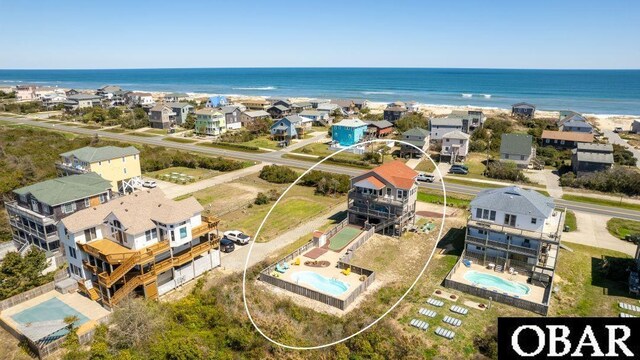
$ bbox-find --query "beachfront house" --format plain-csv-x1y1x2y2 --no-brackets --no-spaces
366,120,394,138
348,160,418,236
632,120,640,134
267,104,291,119
429,117,463,141
406,101,419,112
558,113,593,133
240,110,270,126
511,102,536,119
448,109,486,132
270,115,313,143
166,102,194,126
383,102,408,123
440,130,470,163
445,186,564,314
57,146,142,193
221,105,243,130
126,92,155,106
164,93,189,102
195,108,226,136
331,119,368,147
331,99,356,114
399,128,429,158
41,93,67,109
299,110,330,126
241,98,270,110
290,102,313,113
149,104,177,130
206,95,228,108
317,102,344,116
58,188,221,306
5,172,112,258
64,94,102,111
499,133,535,168
15,84,37,101
96,85,122,99
310,99,331,108
541,130,594,149
571,143,614,176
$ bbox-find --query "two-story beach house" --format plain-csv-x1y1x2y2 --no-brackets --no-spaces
205,95,228,108
511,102,536,119
58,189,221,306
299,110,330,126
126,92,155,106
15,84,37,101
430,117,464,141
348,161,418,236
164,93,189,103
399,128,429,158
448,109,486,132
149,104,177,129
240,110,270,126
166,102,193,126
558,113,593,133
571,143,614,176
499,133,535,168
56,146,142,193
221,105,244,130
331,119,368,147
440,130,470,163
270,115,313,143
383,102,408,123
195,108,227,136
366,120,394,138
445,186,564,315
5,173,112,257
64,94,102,111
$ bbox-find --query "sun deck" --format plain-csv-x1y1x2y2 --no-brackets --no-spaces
467,209,564,243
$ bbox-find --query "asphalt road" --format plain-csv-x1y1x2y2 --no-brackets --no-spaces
3,114,640,222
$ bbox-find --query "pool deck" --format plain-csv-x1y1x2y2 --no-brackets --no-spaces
0,290,111,337
449,262,546,305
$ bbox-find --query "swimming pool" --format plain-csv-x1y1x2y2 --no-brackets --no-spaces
10,297,89,342
291,271,350,296
463,270,530,296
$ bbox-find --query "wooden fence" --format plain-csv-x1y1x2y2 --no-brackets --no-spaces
324,218,348,240
338,226,376,264
0,271,69,311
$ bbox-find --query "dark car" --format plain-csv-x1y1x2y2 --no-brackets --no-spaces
220,238,235,253
449,167,469,175
451,164,469,171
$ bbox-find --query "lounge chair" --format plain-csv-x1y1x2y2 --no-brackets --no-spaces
426,298,444,307
619,302,640,313
443,315,462,327
275,263,287,273
435,326,455,340
450,305,469,315
409,319,429,331
462,259,472,267
419,308,437,318
342,267,351,276
620,313,637,318
293,258,300,266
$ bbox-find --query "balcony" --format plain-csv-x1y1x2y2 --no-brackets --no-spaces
191,215,220,239
467,216,563,243
80,238,170,265
55,162,89,174
466,235,539,257
5,201,56,226
349,191,409,207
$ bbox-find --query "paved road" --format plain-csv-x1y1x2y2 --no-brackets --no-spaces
605,130,640,169
3,115,640,221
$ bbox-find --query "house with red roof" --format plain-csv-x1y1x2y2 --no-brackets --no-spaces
348,160,418,236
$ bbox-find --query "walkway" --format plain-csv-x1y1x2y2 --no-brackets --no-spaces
220,203,348,271
279,131,328,153
604,130,640,169
156,162,268,199
540,169,563,198
405,158,421,170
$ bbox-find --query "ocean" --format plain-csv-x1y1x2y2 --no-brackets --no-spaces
1,68,639,115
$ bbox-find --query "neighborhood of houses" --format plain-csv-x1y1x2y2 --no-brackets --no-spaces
2,83,640,357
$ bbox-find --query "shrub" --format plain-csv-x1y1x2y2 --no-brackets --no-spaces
560,167,640,196
259,165,299,183
210,142,260,152
469,139,487,152
484,161,528,182
613,144,637,166
362,152,381,164
254,192,269,205
300,170,350,195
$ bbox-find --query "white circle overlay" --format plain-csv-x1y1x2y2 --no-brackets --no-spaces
242,138,447,350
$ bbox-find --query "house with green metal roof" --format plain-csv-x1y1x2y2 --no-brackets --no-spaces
5,172,112,255
499,133,534,168
57,146,142,193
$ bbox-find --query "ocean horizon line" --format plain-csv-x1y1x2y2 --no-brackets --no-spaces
1,66,640,71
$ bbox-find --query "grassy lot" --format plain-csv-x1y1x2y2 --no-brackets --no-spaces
145,166,220,183
442,177,501,189
197,142,268,153
457,152,487,179
417,190,472,208
606,218,640,239
163,137,198,144
562,194,640,211
102,127,127,133
240,135,280,150
144,128,170,135
414,158,436,173
81,125,102,129
126,131,159,137
564,210,577,231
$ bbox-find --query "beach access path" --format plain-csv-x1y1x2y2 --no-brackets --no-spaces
604,130,640,169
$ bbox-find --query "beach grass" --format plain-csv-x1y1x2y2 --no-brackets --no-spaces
126,131,159,137
102,127,127,133
163,137,198,144
562,194,640,211
606,218,640,239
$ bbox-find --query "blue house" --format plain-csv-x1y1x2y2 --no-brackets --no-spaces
206,95,228,108
270,115,313,143
332,119,368,146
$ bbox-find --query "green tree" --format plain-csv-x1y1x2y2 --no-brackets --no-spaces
0,249,53,300
395,113,428,133
108,107,122,120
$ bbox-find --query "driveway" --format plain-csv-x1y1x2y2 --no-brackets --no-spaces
434,162,451,182
604,130,640,169
562,211,636,256
540,169,563,198
279,131,328,153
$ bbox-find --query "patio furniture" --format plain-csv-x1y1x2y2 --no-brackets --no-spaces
435,326,455,340
275,263,288,273
342,267,351,276
443,316,462,327
293,258,300,266
487,263,495,270
450,305,469,315
419,308,437,318
619,302,640,313
462,259,472,267
426,298,444,307
620,313,637,318
409,319,429,331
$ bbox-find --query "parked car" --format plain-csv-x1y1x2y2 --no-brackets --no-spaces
416,173,435,182
220,238,235,253
449,167,468,175
142,180,157,188
614,127,624,133
450,164,469,171
224,230,251,245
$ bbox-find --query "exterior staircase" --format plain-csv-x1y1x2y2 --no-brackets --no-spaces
77,280,100,301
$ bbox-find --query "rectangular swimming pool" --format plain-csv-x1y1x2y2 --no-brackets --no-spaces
11,297,89,341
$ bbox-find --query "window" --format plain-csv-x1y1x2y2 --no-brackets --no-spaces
68,246,77,259
84,198,90,207
84,227,96,241
386,188,392,196
145,228,157,241
505,154,510,159
531,218,537,225
98,161,102,165
179,227,188,239
99,193,108,203
520,155,525,160
397,189,406,199
476,208,496,221
62,202,76,214
43,205,51,215
504,214,517,226
30,199,39,212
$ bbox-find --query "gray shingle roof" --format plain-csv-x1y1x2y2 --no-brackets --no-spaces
442,130,470,140
60,146,139,163
577,143,613,152
430,118,463,127
366,120,394,129
576,152,614,164
500,133,533,156
471,186,555,219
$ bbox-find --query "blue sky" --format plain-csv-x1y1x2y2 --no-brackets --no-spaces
1,0,639,69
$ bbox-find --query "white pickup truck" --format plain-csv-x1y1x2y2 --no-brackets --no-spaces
223,230,251,245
